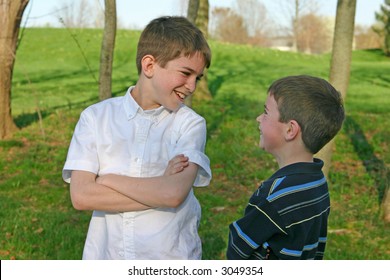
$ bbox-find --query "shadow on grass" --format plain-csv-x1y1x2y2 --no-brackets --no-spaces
343,115,389,203
0,139,24,149
13,96,99,129
13,82,135,129
196,90,261,142
201,233,226,260
15,68,98,87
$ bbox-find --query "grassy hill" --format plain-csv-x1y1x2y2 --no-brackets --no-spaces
0,28,389,259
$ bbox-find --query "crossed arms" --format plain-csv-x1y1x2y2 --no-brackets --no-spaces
70,155,195,212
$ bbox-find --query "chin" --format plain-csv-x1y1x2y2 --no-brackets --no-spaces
259,141,267,151
259,145,265,150
176,102,185,110
167,104,182,112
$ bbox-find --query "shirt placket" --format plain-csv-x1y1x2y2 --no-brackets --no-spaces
123,114,153,259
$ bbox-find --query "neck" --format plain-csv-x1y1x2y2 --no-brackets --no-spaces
274,146,313,169
277,155,314,169
131,84,159,110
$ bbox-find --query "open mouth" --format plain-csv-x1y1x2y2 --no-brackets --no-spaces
175,90,186,102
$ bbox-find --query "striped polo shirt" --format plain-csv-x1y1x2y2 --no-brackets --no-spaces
227,158,330,260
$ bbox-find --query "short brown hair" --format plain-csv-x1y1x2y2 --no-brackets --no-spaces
136,16,211,74
268,75,345,154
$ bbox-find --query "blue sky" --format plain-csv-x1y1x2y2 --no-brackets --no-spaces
23,0,384,29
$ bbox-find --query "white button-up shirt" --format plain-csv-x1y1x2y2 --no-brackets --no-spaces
62,87,211,259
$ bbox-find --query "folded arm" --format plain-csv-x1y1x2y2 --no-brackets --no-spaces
97,161,198,208
70,170,152,212
70,154,194,211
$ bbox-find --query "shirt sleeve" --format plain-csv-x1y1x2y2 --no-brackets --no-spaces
226,200,285,259
170,109,211,187
62,108,99,183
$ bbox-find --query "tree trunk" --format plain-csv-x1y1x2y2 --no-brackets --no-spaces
98,0,116,101
315,0,356,176
185,0,212,108
0,0,29,139
187,0,200,24
193,0,212,104
185,0,200,108
291,0,299,52
383,187,390,223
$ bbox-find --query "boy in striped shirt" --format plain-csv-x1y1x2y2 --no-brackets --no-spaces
227,75,345,260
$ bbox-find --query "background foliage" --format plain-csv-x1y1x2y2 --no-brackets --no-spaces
0,28,389,259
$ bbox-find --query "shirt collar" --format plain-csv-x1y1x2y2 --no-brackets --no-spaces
123,86,170,123
269,158,325,181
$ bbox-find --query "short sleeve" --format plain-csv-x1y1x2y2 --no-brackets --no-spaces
62,108,99,183
170,109,211,187
227,201,284,259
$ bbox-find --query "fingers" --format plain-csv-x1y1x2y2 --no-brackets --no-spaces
170,154,189,165
164,154,190,175
170,155,189,171
174,159,189,171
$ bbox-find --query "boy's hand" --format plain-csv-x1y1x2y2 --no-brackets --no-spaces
164,154,189,176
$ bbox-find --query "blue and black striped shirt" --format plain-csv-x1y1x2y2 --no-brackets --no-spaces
227,159,330,260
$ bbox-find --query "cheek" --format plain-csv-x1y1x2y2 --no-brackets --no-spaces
163,76,183,91
260,122,277,141
173,75,187,86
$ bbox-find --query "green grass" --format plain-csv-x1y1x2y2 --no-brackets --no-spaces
0,28,389,260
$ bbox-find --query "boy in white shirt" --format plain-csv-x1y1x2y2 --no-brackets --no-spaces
62,16,212,260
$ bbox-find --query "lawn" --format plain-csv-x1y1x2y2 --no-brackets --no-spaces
0,28,389,259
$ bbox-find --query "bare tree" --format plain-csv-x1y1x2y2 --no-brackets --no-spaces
211,0,273,47
57,0,92,28
291,0,300,51
99,0,116,101
184,0,200,108
316,0,356,176
373,2,390,222
92,0,105,29
275,0,320,51
185,0,212,107
187,0,200,23
211,7,249,44
193,0,212,103
0,0,30,139
234,0,269,37
355,25,381,50
296,13,332,54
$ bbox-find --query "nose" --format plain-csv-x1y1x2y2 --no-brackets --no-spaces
185,76,197,93
256,114,262,123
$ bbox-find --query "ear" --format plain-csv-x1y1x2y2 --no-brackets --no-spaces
285,120,301,141
140,55,156,78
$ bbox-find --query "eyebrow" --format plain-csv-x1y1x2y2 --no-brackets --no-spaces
181,66,204,78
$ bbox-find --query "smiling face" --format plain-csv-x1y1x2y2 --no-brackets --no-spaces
139,52,206,111
256,94,287,155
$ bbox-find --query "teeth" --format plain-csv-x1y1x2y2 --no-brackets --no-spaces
176,92,185,99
